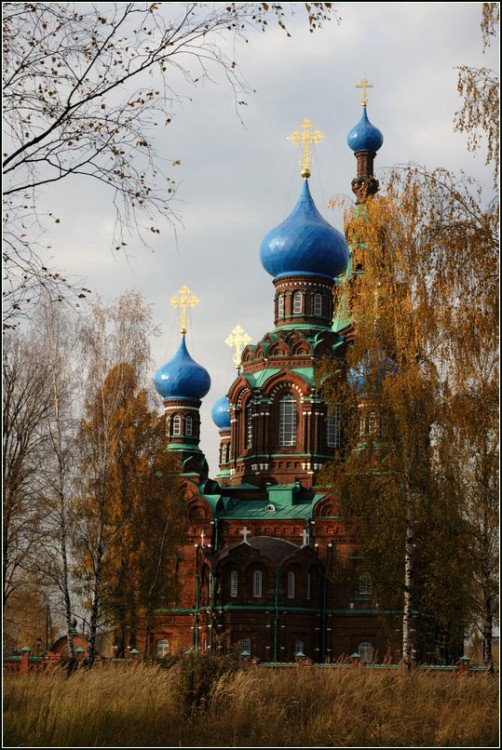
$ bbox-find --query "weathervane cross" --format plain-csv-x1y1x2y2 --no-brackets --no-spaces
225,325,252,370
287,118,324,179
171,285,199,334
356,77,373,107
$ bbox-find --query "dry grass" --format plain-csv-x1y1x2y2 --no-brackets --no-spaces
3,660,499,747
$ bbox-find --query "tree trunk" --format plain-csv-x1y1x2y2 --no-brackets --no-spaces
402,492,415,668
482,596,494,671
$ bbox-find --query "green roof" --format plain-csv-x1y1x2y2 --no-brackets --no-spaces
217,496,318,521
243,366,314,389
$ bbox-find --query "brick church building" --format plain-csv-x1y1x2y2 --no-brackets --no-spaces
145,98,400,664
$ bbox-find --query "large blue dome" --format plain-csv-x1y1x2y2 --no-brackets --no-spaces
347,107,384,153
260,180,349,281
153,335,211,401
211,396,231,430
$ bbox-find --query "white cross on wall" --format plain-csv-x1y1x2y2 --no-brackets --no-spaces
240,527,251,544
301,529,308,547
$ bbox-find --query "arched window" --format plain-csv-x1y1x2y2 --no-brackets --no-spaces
230,570,238,598
294,639,305,656
368,412,377,434
287,570,295,599
246,404,253,449
358,572,373,596
172,415,181,436
279,393,297,446
313,293,322,316
359,413,366,436
156,639,170,658
221,443,229,464
252,569,262,598
239,638,251,655
358,641,373,664
278,293,285,319
293,291,303,314
185,415,193,436
326,406,341,448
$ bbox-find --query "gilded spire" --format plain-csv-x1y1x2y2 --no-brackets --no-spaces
170,285,199,334
225,324,251,370
287,118,324,179
356,77,373,108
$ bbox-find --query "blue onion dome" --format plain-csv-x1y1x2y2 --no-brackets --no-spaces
211,396,231,430
260,180,349,280
153,334,211,401
347,107,384,153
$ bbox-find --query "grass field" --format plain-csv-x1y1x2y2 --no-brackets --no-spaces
3,657,499,747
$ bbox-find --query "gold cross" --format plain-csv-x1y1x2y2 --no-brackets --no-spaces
356,77,373,107
225,324,251,370
287,118,324,179
170,285,199,334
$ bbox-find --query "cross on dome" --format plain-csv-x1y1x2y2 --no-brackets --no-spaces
225,325,252,371
356,77,373,108
287,118,324,179
171,285,199,334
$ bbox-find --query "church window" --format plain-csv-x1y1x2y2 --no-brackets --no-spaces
306,573,311,600
380,416,387,436
156,639,170,658
278,293,285,318
359,414,366,436
246,404,253,449
358,641,373,664
314,293,322,316
252,569,262,598
294,639,304,656
279,394,297,446
287,570,295,599
173,415,181,436
230,570,238,598
293,291,303,314
358,572,373,596
185,415,193,436
368,412,377,434
239,638,251,655
326,407,341,447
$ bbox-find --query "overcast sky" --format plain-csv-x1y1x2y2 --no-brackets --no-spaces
34,2,498,474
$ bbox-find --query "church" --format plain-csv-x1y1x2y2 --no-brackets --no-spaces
145,89,399,664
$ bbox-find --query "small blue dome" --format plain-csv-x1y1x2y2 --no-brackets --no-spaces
347,107,384,153
153,335,211,401
260,180,349,280
211,396,231,430
347,352,397,395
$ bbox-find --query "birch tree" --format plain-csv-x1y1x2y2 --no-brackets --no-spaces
74,292,181,664
33,300,82,666
322,163,497,665
3,329,51,609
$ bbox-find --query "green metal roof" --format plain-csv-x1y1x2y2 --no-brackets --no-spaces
217,497,317,520
243,366,314,389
